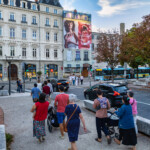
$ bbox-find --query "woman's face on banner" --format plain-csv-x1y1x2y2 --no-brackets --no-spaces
69,22,73,30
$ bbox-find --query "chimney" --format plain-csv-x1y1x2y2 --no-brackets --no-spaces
120,23,125,35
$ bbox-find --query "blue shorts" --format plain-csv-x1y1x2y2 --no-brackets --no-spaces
57,112,65,124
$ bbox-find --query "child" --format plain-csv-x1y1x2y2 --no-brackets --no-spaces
128,91,138,134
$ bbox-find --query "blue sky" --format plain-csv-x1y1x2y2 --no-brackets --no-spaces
59,0,150,32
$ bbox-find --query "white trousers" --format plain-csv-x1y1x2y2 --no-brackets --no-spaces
133,115,138,134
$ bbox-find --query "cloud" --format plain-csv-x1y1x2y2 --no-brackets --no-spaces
97,0,150,17
60,0,75,10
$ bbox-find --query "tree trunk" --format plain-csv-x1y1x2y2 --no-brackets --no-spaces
111,67,114,83
137,67,139,80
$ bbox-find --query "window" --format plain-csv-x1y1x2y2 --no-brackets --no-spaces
46,49,49,58
22,14,26,22
32,4,36,10
0,46,2,56
46,18,49,25
75,51,80,60
54,19,57,27
54,33,57,42
46,7,49,12
10,46,15,56
46,32,50,40
0,11,2,19
10,28,15,38
22,29,26,39
84,51,89,61
32,16,36,24
10,0,14,6
32,30,36,39
10,13,14,21
92,43,94,51
54,50,57,58
33,48,36,57
22,48,26,57
54,9,57,14
0,27,2,36
67,64,71,68
0,0,1,4
76,64,80,72
22,2,26,8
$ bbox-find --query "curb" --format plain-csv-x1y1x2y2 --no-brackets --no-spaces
84,100,150,136
0,107,6,150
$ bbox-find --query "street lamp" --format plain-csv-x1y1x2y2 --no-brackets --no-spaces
106,65,109,84
5,55,14,95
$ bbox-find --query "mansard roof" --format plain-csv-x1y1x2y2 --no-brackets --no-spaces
39,0,62,7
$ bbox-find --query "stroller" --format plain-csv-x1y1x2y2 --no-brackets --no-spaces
47,106,59,133
107,110,119,138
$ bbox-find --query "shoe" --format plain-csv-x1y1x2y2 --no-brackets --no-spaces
114,138,120,145
59,135,65,139
42,136,45,141
107,136,112,144
95,138,102,143
68,148,71,150
38,138,42,143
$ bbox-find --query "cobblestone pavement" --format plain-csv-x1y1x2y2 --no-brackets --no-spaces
0,95,150,150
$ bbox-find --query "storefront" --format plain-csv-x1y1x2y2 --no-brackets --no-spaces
25,64,36,79
0,64,2,80
45,64,58,78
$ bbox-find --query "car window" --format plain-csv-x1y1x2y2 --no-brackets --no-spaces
114,86,127,93
91,85,99,90
99,85,113,92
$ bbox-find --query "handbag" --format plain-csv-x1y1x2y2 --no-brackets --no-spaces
64,105,78,132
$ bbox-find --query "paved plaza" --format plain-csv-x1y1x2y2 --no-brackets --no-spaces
0,94,150,150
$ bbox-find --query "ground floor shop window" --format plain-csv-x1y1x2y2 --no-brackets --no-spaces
0,64,2,80
24,64,36,79
46,64,58,78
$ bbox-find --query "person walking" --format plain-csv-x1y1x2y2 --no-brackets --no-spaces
19,79,23,92
93,90,111,144
128,91,138,134
72,74,75,86
75,75,78,86
80,75,84,85
69,74,72,85
47,80,53,95
37,80,42,91
114,95,137,150
16,78,20,92
54,85,69,139
65,94,86,150
42,81,50,102
31,83,41,103
31,93,49,143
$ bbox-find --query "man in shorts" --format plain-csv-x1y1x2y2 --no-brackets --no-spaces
54,85,69,139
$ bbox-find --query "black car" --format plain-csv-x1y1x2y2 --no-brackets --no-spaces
84,83,129,107
49,78,69,92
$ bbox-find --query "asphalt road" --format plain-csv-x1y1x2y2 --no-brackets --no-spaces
67,86,150,120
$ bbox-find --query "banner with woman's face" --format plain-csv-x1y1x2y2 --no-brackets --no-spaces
64,19,92,50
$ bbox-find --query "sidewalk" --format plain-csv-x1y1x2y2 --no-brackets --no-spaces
0,95,150,150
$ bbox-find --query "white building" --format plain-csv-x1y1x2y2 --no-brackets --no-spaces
0,0,63,81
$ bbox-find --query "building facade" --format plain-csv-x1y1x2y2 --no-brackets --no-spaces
0,0,63,81
63,10,92,77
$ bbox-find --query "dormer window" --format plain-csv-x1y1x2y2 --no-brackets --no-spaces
10,0,14,6
22,2,26,8
32,4,36,10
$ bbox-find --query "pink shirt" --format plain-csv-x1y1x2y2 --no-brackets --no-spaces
129,98,138,115
55,93,69,113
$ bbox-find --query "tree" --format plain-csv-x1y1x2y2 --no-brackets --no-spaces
95,30,121,82
119,14,150,79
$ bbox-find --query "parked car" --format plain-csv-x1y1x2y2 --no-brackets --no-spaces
49,78,69,92
84,83,129,107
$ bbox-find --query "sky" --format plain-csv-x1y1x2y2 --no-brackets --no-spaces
59,0,150,32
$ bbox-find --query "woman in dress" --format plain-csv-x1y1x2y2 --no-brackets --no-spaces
114,95,137,150
65,94,86,150
31,93,49,143
64,20,78,49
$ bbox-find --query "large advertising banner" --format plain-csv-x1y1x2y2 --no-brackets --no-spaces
63,18,92,50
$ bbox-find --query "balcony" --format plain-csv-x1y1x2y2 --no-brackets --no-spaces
45,24,50,27
53,25,59,28
32,22,37,25
9,19,16,22
75,58,81,61
84,58,89,61
21,21,27,24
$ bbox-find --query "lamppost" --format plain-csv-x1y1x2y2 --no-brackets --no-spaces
106,65,109,84
5,55,13,95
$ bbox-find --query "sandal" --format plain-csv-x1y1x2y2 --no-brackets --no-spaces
114,138,120,145
95,138,102,143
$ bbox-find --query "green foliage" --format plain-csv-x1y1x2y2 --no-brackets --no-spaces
36,71,42,76
6,133,13,150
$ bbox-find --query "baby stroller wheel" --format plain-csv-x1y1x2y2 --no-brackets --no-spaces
47,119,52,133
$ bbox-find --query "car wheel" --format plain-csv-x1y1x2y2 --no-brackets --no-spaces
47,119,52,133
85,94,90,100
